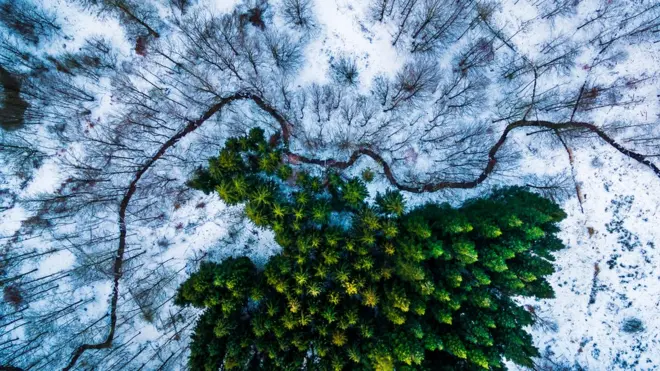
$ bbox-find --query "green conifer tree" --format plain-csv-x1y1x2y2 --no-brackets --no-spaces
177,129,568,370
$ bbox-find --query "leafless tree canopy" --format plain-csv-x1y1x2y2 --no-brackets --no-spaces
282,0,314,28
0,0,659,368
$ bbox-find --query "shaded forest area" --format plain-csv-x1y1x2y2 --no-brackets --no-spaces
0,66,28,131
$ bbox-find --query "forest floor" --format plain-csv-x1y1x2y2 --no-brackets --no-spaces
1,0,659,369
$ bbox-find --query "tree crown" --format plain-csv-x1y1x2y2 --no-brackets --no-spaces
178,128,567,370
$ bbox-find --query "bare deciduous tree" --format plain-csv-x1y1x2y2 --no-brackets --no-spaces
0,0,60,44
69,0,162,38
382,57,440,112
1,0,660,369
281,0,313,28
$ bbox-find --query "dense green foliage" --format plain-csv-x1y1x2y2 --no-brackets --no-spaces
177,128,567,370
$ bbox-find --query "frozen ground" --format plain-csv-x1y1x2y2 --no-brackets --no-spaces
513,137,660,369
1,0,659,369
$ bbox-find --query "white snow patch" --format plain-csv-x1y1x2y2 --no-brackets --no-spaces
297,0,404,91
22,160,65,196
0,206,26,235
37,249,76,276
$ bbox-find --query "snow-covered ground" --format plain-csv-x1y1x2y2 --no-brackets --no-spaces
514,136,660,369
1,0,659,369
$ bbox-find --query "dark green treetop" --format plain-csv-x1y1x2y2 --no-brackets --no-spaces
177,128,567,370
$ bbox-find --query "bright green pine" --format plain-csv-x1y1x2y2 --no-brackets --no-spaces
178,128,567,370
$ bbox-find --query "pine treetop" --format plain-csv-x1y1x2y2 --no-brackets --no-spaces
178,129,567,370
